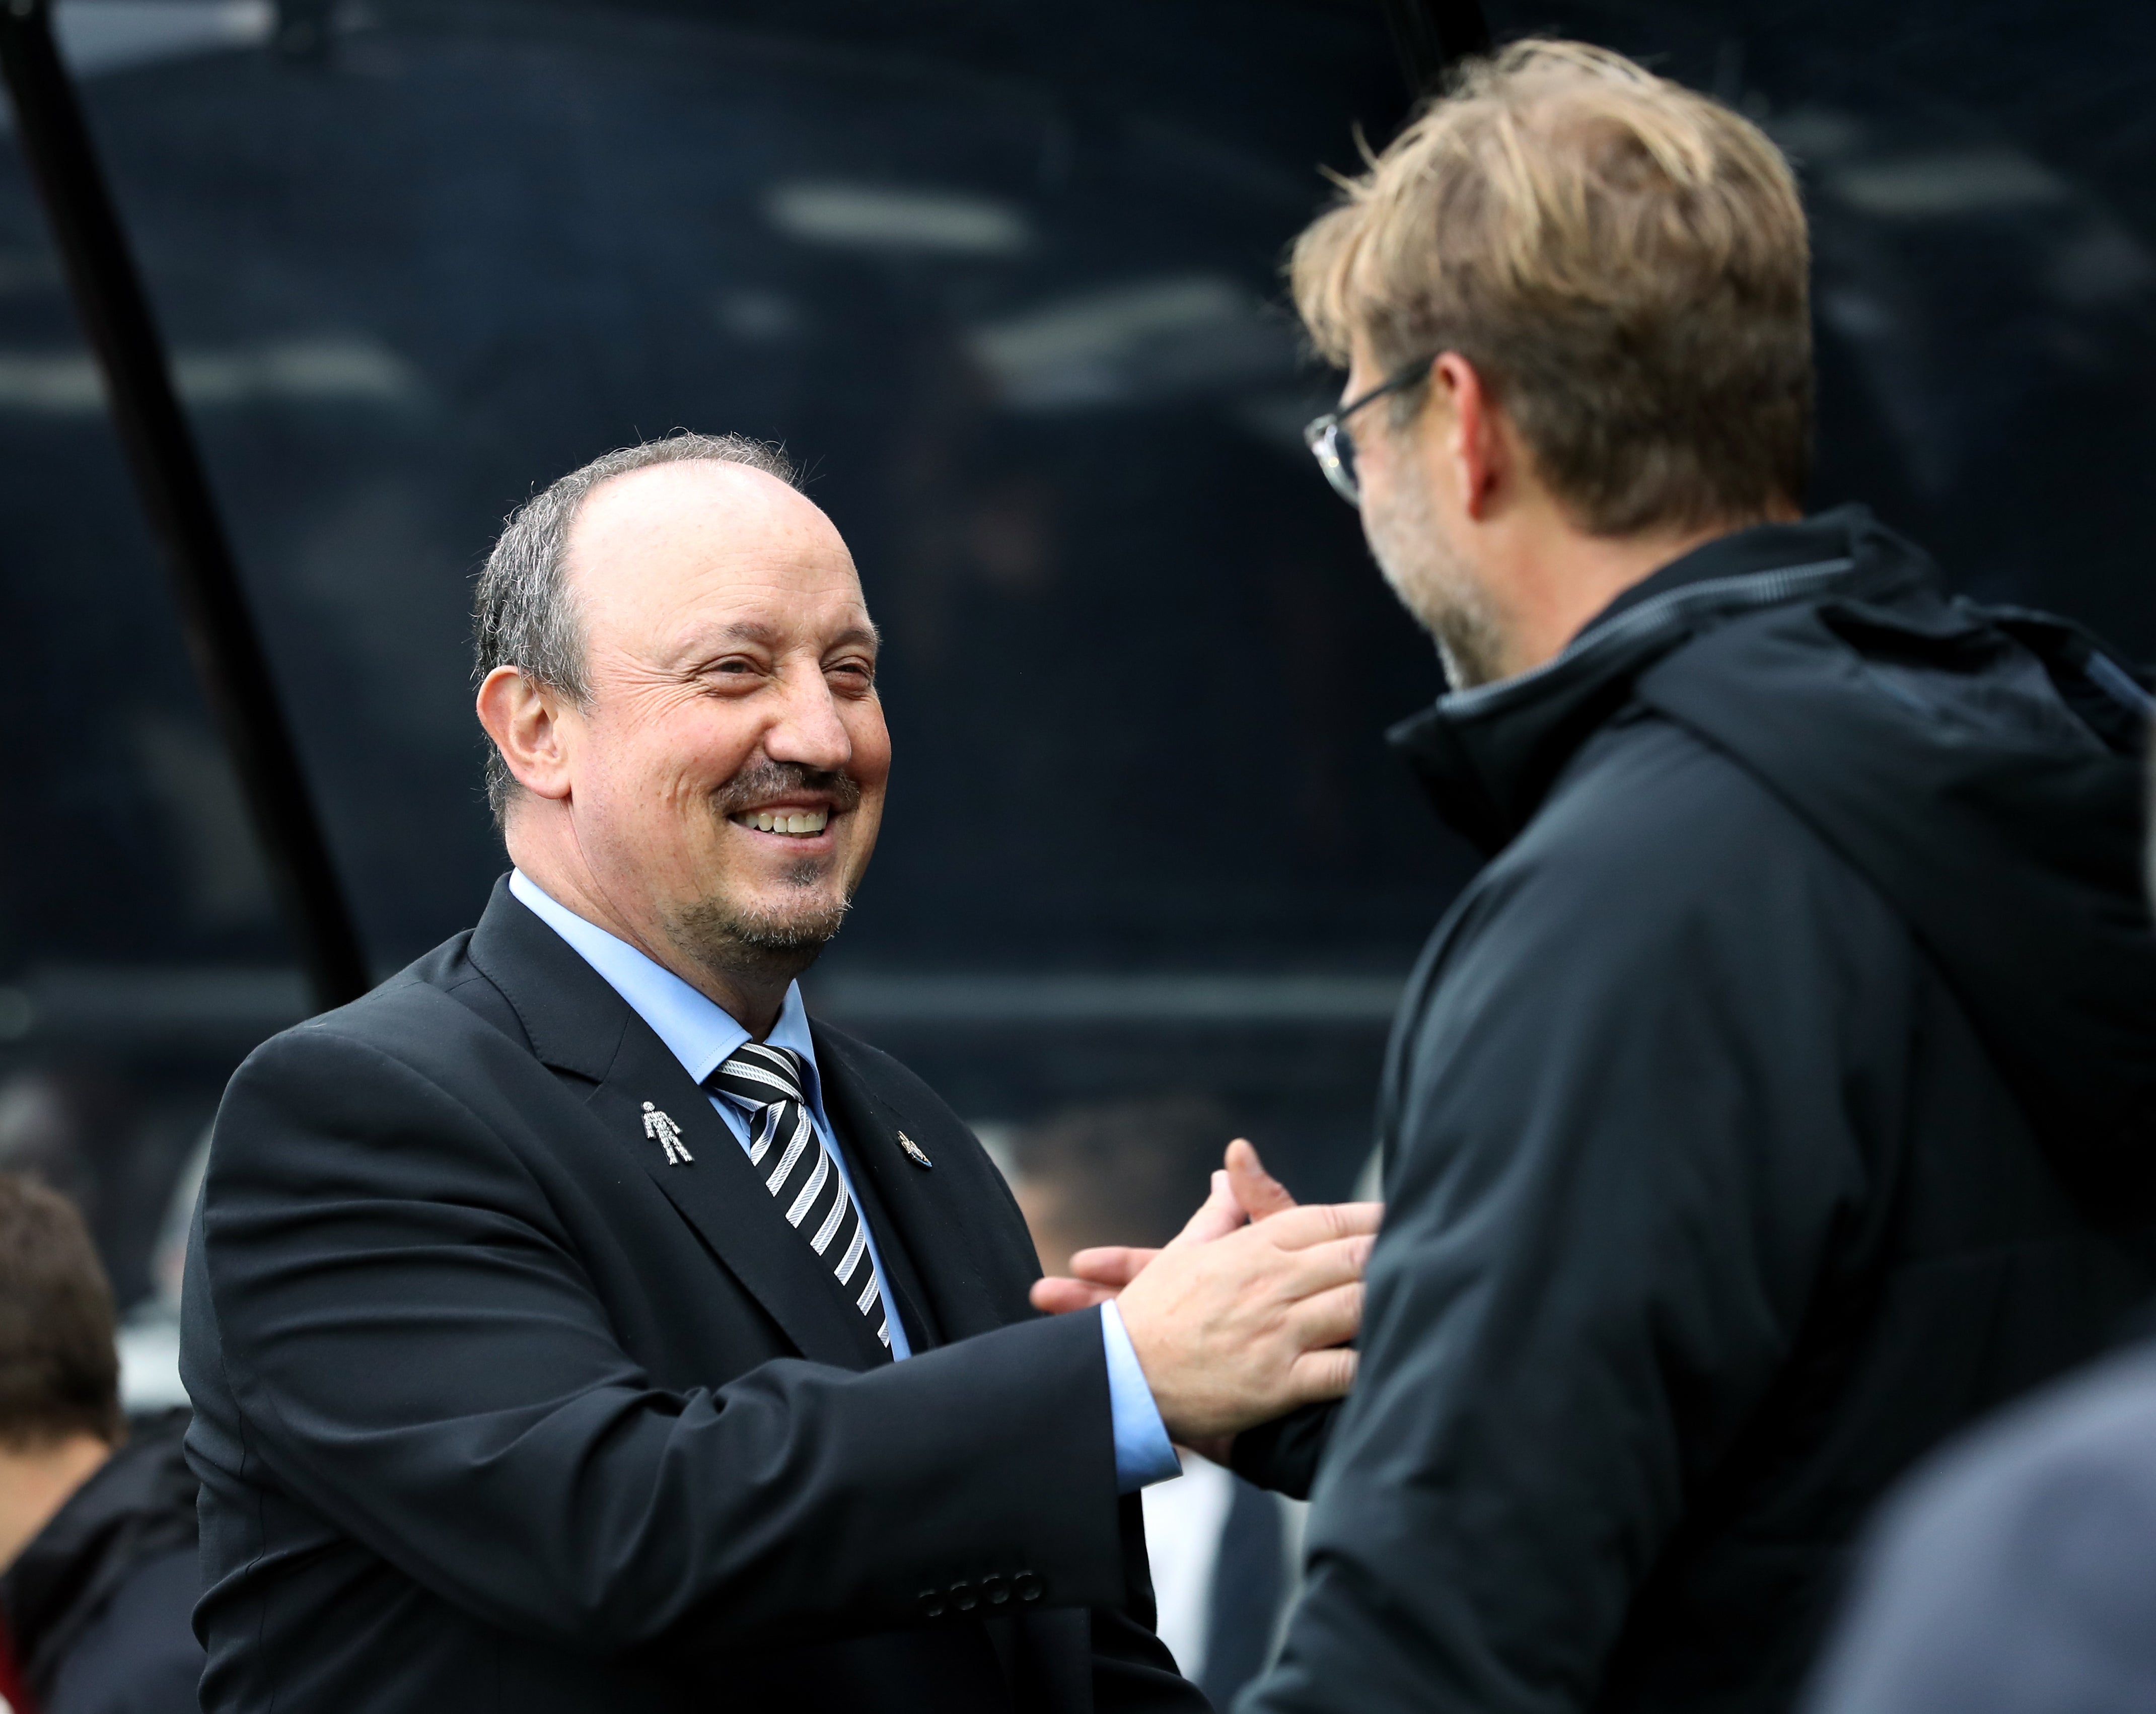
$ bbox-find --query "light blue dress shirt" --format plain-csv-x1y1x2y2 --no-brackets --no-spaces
509,870,1179,1491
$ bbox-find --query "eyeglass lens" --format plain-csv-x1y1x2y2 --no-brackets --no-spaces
1332,426,1360,499
1312,419,1361,506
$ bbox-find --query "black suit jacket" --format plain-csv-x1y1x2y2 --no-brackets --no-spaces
180,880,1204,1714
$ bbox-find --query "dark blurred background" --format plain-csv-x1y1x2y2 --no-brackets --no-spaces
0,0,2150,1347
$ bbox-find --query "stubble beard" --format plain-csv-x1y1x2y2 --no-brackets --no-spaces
670,871,850,987
663,760,860,989
1362,469,1510,692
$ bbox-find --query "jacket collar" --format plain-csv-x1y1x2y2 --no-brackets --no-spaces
465,875,633,1082
465,880,892,1369
1387,505,1927,853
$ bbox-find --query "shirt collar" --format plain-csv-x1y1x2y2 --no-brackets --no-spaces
508,869,822,1101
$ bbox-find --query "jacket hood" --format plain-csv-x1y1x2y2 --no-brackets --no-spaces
1391,505,2156,1219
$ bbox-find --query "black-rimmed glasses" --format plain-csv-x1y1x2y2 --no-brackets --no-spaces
1302,356,1434,506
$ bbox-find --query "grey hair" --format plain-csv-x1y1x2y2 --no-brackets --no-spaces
472,431,800,824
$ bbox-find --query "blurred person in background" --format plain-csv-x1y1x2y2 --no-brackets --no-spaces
1040,37,2156,1714
1009,1098,1303,1709
0,1173,200,1714
0,1078,98,1244
182,432,1378,1714
1796,754,2156,1714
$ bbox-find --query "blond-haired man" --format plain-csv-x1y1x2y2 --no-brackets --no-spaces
1212,39,2156,1714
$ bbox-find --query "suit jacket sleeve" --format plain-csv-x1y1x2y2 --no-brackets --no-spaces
1231,1403,1339,1501
192,1018,1130,1662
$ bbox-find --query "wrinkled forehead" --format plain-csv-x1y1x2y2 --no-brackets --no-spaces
563,460,870,658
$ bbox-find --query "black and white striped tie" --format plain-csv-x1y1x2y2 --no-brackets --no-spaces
710,1043,890,1353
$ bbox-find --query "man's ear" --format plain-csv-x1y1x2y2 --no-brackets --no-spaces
1430,352,1507,522
475,666,577,802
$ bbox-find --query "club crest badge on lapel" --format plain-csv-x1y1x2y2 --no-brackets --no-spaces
895,1130,932,1169
642,1102,693,1166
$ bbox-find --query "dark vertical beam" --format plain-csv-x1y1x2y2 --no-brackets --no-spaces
1377,0,1492,100
0,0,369,1008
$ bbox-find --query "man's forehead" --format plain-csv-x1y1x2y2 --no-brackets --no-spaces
565,460,868,634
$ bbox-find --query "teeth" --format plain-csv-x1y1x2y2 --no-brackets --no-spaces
740,809,829,835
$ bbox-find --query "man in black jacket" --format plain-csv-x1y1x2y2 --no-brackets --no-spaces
0,1174,202,1714
181,433,1376,1712
1793,748,2156,1714
1174,37,2155,1714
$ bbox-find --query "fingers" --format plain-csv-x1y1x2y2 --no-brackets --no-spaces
1269,1232,1376,1308
1283,1279,1363,1351
1068,1246,1158,1288
1258,1200,1384,1252
1225,1139,1298,1221
1030,1277,1117,1314
1285,1345,1359,1406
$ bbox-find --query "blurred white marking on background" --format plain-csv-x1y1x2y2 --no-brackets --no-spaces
0,336,422,411
969,275,1296,409
1830,149,2072,218
52,0,272,77
765,182,1030,255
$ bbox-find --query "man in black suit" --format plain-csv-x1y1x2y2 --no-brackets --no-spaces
179,432,1376,1713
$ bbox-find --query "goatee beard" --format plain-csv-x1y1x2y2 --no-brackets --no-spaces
668,886,850,989
667,756,860,986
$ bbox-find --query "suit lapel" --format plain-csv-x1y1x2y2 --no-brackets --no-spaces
813,1024,1038,1346
588,1033,891,1370
467,879,889,1372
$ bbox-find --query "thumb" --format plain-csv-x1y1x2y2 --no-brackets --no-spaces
1226,1138,1297,1221
1168,1169,1250,1248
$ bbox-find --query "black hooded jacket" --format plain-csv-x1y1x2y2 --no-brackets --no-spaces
0,1411,203,1714
1247,509,2156,1714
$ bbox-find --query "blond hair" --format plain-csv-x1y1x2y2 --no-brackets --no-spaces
1291,39,1811,536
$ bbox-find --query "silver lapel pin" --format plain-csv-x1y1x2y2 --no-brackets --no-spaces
895,1130,932,1169
642,1102,693,1166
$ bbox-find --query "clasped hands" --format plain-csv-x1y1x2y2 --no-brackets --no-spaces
1030,1140,1381,1462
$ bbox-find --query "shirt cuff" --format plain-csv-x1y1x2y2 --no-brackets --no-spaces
1100,1299,1182,1493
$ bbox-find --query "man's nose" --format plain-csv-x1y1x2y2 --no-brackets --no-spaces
760,664,853,772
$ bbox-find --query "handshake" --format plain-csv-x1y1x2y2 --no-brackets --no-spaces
1029,1141,1382,1460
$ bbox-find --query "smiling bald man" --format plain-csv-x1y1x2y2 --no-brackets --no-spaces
179,433,1376,1714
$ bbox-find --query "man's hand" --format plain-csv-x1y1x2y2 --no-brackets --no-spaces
1030,1138,1299,1314
1113,1199,1378,1445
